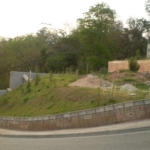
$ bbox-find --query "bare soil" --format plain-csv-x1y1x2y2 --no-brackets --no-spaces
69,72,150,90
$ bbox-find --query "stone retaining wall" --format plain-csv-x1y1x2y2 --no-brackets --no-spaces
0,99,150,131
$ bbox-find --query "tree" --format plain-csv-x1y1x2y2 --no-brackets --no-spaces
145,0,150,16
75,3,117,71
126,18,148,57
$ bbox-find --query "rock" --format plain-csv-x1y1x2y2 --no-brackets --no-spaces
87,74,94,79
142,72,150,80
7,88,12,92
120,84,138,93
144,81,150,86
100,80,112,87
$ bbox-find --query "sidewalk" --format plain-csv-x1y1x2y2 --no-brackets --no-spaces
0,119,150,138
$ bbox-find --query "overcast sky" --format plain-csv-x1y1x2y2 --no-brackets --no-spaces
0,0,148,38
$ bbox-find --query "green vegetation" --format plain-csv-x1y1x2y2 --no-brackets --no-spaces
0,2,149,116
129,57,140,72
0,74,149,117
0,2,149,89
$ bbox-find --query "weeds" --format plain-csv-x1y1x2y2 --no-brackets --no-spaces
26,80,31,93
35,73,40,86
49,71,53,82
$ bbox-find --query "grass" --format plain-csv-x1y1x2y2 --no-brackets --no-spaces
0,74,149,117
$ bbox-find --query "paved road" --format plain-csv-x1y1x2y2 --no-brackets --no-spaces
0,129,150,150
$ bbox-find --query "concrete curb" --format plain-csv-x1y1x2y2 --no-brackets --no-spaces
0,120,150,138
0,126,150,138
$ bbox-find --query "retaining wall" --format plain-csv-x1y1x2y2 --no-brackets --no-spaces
0,99,150,131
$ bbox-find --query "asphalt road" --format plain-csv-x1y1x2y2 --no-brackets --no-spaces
0,129,150,150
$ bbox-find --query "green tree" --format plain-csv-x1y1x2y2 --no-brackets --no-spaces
75,3,116,71
145,0,150,16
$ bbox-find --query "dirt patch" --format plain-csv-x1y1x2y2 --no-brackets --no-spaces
69,72,150,91
107,72,150,82
69,75,113,89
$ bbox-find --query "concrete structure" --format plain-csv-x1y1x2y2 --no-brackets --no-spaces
9,71,47,90
0,99,149,131
108,60,150,73
146,29,150,59
0,71,47,97
147,44,150,59
108,60,129,72
0,90,7,97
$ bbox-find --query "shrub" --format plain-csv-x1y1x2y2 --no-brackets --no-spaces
129,57,140,72
99,67,108,75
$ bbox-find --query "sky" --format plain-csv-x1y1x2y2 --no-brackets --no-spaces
0,0,148,38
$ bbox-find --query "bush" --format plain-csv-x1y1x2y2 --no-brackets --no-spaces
99,67,108,75
129,57,140,72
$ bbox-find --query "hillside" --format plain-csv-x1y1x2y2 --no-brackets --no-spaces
0,72,149,117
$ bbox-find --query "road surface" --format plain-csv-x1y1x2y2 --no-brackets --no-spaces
0,128,150,150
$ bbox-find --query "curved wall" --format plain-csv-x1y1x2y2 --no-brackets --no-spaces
0,99,150,131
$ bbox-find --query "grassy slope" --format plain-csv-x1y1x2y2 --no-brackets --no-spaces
0,74,148,117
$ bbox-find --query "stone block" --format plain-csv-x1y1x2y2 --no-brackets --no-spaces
84,114,92,120
55,114,63,119
8,117,14,121
20,117,25,121
49,115,56,120
144,99,150,105
78,119,88,127
104,105,114,111
71,117,79,127
86,109,96,114
78,110,86,116
135,111,146,119
63,113,71,118
63,122,71,128
124,107,132,113
56,119,63,128
124,102,133,107
32,117,38,121
37,117,43,121
116,112,126,121
125,111,136,119
96,107,104,113
43,116,49,120
132,105,145,112
133,100,144,106
70,112,79,117
28,117,33,121
63,117,71,123
114,103,124,110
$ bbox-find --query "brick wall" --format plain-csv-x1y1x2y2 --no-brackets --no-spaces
0,99,150,131
108,60,150,73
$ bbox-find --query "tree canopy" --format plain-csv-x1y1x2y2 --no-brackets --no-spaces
0,2,148,88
